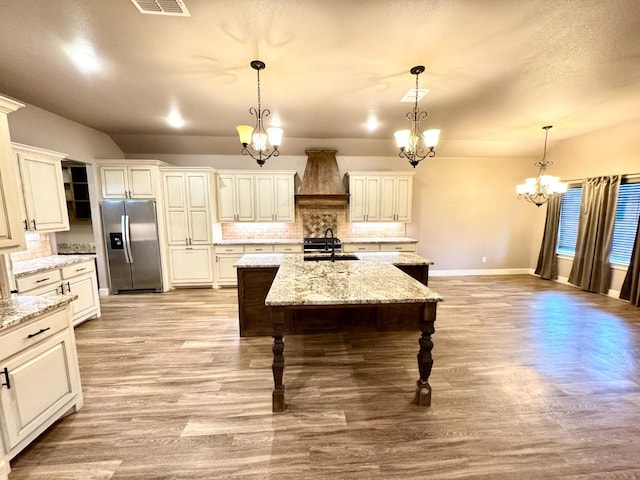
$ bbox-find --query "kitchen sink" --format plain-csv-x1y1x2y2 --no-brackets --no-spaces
303,254,359,262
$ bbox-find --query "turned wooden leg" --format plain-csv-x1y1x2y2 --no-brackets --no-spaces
414,302,436,406
272,308,285,412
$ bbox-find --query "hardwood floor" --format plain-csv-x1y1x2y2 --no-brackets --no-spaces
7,275,640,479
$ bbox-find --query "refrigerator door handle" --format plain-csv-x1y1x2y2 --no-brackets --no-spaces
122,214,133,264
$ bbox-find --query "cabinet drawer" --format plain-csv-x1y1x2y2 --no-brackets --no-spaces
0,308,69,360
343,243,380,253
61,260,94,279
380,243,416,252
15,270,62,293
244,245,274,253
214,245,244,254
273,244,303,253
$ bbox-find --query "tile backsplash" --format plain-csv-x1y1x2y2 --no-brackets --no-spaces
10,233,53,263
220,204,406,240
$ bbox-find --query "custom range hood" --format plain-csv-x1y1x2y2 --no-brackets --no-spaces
295,150,350,206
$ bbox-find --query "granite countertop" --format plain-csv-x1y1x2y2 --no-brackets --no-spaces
13,255,96,278
234,252,433,269
265,258,442,307
1,294,76,331
340,237,418,244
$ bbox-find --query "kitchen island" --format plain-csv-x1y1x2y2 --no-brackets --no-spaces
262,255,443,412
235,252,433,336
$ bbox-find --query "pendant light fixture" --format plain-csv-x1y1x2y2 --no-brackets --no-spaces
236,60,283,167
516,125,567,207
394,65,441,168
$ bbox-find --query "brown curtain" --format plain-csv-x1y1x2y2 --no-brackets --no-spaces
620,214,640,306
535,195,562,280
568,175,621,294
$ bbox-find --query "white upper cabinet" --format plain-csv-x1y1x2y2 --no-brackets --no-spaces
97,160,169,200
100,165,155,199
0,96,26,252
348,174,380,222
162,169,213,245
380,174,413,222
217,172,255,222
13,143,69,233
348,172,413,223
255,173,295,222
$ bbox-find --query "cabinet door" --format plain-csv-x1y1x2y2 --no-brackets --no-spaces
394,176,412,222
255,176,275,222
0,329,80,450
217,174,236,222
379,177,397,222
163,173,188,245
169,246,213,285
364,176,380,222
67,273,100,325
127,167,155,198
215,254,242,286
273,175,294,222
186,173,211,244
349,175,367,222
101,166,128,198
234,175,255,221
0,99,26,252
16,149,69,232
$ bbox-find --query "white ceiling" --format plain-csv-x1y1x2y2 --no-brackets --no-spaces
1,0,639,158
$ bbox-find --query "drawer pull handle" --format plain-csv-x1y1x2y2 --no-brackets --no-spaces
27,327,51,339
35,277,51,283
1,367,10,389
75,267,87,272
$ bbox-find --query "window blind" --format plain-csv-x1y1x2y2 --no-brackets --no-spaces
557,187,583,256
611,182,640,265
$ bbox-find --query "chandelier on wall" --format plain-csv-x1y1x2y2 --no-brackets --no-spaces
394,65,441,168
516,125,567,207
236,60,283,167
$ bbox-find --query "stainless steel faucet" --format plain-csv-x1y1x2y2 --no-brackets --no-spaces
324,228,336,262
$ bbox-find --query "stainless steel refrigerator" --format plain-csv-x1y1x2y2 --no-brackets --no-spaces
101,200,163,293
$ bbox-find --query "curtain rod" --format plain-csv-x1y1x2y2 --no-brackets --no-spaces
562,172,640,184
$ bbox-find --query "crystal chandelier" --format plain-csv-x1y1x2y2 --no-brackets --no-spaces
394,65,441,168
236,60,283,167
516,125,567,207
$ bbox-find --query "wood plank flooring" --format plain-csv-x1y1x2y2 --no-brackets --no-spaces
7,275,640,479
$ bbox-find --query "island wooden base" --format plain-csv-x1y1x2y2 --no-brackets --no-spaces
238,264,429,337
270,301,437,413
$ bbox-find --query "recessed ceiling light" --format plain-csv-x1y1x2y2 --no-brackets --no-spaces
70,50,100,74
366,114,379,131
167,109,185,128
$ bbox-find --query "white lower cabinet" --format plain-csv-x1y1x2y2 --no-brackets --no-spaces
15,259,100,327
0,304,82,468
214,245,244,287
168,246,214,286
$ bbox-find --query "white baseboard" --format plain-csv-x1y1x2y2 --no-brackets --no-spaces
98,288,110,296
430,268,531,277
537,274,623,300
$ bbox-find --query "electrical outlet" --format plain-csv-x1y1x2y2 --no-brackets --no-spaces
482,256,487,263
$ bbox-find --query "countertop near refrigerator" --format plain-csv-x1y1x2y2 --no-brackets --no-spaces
12,255,96,278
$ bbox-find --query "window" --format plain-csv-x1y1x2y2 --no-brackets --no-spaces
556,186,583,256
611,182,640,265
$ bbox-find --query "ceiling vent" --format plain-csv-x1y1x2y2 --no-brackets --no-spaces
130,0,190,16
